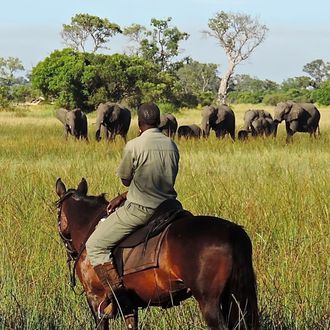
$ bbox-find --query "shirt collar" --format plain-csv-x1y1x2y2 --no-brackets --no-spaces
140,128,160,136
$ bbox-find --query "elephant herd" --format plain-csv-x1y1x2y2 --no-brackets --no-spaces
55,101,321,143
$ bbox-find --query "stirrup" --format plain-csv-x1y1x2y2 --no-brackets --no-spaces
97,298,117,320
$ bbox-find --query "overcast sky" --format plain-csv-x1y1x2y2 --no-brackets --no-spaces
0,0,329,82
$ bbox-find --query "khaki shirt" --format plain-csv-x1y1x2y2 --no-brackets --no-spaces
117,128,179,208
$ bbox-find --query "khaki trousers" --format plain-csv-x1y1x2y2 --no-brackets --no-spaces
86,201,154,266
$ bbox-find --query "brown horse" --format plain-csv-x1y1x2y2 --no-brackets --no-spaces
55,178,259,330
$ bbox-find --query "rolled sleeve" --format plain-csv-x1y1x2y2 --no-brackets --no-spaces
117,145,134,180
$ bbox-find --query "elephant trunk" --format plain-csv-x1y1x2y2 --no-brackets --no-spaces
201,119,210,137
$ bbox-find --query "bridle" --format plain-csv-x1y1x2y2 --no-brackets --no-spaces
56,190,107,290
56,190,81,289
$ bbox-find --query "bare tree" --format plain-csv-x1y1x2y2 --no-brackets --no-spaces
206,11,268,104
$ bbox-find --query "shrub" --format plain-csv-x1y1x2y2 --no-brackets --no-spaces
227,91,263,104
312,79,330,105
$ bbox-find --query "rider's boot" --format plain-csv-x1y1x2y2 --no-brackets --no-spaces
93,259,123,319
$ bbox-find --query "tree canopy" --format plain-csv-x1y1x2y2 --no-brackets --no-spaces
61,14,122,53
124,17,189,71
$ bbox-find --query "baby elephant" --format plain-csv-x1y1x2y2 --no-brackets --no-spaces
177,124,202,139
243,109,275,138
56,108,88,140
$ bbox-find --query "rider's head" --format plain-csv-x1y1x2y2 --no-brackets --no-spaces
138,102,160,131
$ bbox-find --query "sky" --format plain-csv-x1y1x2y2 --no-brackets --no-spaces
0,0,330,83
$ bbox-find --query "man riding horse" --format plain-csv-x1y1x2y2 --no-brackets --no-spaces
86,102,180,319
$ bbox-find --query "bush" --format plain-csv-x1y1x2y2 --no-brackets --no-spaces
312,79,330,105
263,89,312,105
158,102,178,113
227,91,263,104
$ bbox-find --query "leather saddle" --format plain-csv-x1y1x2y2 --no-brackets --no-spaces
113,199,192,276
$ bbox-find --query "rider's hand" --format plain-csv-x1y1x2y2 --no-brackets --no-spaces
106,192,127,215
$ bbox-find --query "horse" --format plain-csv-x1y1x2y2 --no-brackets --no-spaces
55,178,259,330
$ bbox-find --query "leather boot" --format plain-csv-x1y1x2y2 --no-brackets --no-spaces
93,260,123,319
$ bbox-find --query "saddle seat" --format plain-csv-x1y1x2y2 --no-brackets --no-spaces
113,199,192,276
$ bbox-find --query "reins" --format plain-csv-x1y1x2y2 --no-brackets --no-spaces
56,191,107,291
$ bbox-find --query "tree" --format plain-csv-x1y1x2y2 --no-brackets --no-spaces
281,76,314,90
303,59,330,86
206,11,268,104
0,57,25,86
32,48,90,109
61,13,122,53
177,60,219,105
231,74,278,93
312,78,330,105
124,17,189,71
31,49,180,109
122,24,147,56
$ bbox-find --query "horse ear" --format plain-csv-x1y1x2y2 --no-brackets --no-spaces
56,178,66,197
77,178,88,195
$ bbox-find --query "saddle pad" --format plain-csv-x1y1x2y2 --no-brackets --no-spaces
117,226,169,276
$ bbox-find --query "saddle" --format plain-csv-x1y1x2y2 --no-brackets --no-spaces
113,199,192,276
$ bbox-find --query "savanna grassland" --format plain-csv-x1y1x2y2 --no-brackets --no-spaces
0,104,329,330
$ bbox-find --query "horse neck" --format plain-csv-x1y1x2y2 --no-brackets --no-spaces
65,197,107,249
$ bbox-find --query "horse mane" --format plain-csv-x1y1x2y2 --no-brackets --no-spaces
72,193,108,207
56,189,108,208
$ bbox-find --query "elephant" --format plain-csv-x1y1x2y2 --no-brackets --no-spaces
55,108,88,140
243,109,274,136
251,117,275,137
201,104,235,140
158,113,178,138
95,102,131,142
273,101,321,141
177,124,202,139
237,129,249,141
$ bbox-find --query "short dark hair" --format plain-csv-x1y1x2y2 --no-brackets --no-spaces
138,102,160,126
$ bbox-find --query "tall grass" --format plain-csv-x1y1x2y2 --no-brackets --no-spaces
0,105,329,329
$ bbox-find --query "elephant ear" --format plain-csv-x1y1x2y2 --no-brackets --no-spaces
55,108,69,125
287,105,303,121
111,104,122,121
77,178,88,196
215,106,228,124
202,105,216,117
159,114,168,128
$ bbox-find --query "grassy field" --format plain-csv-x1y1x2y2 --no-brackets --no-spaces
0,104,329,329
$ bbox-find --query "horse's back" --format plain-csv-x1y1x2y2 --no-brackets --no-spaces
167,215,250,247
161,215,252,288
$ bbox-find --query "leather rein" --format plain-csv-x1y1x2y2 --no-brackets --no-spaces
56,191,106,290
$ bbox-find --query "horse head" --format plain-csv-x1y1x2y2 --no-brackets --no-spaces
55,178,108,255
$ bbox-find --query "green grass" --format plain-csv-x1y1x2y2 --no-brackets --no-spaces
0,105,329,329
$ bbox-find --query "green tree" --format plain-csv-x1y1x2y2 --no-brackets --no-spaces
206,11,268,104
281,76,314,90
0,57,25,86
177,60,219,105
312,79,330,105
31,49,180,109
122,24,147,56
303,59,329,85
61,13,122,53
31,48,90,109
231,74,278,93
124,17,189,71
